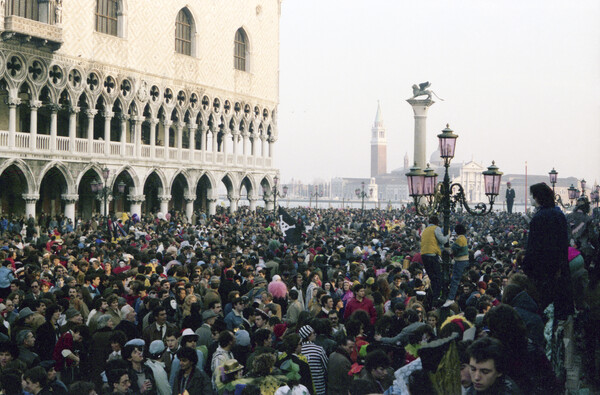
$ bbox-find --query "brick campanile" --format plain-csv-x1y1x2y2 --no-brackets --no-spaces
370,101,387,177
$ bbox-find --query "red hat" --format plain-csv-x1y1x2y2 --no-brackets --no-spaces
477,281,487,290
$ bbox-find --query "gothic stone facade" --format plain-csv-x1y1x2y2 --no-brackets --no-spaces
0,0,282,222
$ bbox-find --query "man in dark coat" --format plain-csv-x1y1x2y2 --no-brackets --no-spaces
505,182,516,214
523,183,573,320
327,337,354,395
172,347,213,395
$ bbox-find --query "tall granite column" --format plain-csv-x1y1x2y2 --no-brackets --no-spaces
406,98,435,170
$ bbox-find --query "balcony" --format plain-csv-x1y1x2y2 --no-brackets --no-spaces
0,130,273,171
2,15,63,50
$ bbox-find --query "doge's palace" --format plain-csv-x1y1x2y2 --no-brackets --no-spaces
0,0,281,222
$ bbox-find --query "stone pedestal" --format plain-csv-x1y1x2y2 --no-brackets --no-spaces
406,98,435,170
207,198,217,216
184,196,195,222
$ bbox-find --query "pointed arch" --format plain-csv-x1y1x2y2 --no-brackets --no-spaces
0,158,35,194
175,7,196,56
142,167,167,194
113,165,140,193
234,27,249,71
38,160,76,195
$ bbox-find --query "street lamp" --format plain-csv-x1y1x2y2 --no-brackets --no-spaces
580,179,587,197
91,167,126,238
310,185,323,209
591,184,599,210
406,124,502,297
265,176,287,214
355,181,368,211
548,168,558,194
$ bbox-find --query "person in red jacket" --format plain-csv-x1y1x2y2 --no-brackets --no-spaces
343,283,377,325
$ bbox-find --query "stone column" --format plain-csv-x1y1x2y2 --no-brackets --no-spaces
188,124,197,163
200,125,207,152
211,127,218,158
163,120,172,152
119,113,129,157
268,136,275,158
128,195,145,220
103,110,114,156
68,106,79,153
62,194,78,224
133,116,143,158
264,195,274,212
221,127,228,164
207,198,217,216
231,131,239,160
149,118,158,159
176,122,184,160
29,100,42,150
86,109,97,154
242,131,249,156
22,194,39,219
261,135,267,158
49,104,59,152
248,196,257,211
184,195,195,222
228,193,240,213
159,195,171,215
406,98,435,170
7,96,21,149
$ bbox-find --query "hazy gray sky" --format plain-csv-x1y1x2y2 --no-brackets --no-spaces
277,0,600,188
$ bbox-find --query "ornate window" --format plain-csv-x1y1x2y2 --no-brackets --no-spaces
6,0,39,21
175,9,192,56
95,0,118,36
234,28,248,71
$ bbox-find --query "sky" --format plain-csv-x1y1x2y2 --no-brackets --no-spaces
276,0,600,188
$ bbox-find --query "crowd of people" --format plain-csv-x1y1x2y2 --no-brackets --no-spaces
0,181,598,395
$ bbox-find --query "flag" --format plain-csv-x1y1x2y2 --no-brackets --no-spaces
278,207,302,245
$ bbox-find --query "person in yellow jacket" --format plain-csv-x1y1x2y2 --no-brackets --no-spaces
420,216,449,303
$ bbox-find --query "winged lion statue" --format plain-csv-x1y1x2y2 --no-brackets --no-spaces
410,82,444,101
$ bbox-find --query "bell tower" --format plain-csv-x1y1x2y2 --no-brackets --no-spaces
370,101,387,177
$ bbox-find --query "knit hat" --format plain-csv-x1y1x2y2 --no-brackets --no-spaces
298,325,314,340
235,330,251,347
65,308,81,320
202,310,218,321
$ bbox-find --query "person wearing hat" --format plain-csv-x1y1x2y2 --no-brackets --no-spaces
168,329,205,389
11,306,35,342
244,276,267,306
196,310,218,348
145,340,171,395
60,308,83,334
215,358,248,395
298,325,328,395
172,346,213,395
211,331,236,390
122,338,157,395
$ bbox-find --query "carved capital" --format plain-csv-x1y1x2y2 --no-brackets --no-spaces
207,198,217,203
103,111,115,119
158,195,171,202
29,100,42,110
116,113,130,122
149,117,159,125
163,120,173,128
128,195,146,203
132,115,145,124
69,106,80,114
184,195,196,202
85,109,98,118
187,123,198,131
7,97,21,107
47,103,61,113
61,194,79,204
176,121,186,130
22,193,40,203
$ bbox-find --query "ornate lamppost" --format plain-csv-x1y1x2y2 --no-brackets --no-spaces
266,176,287,214
310,185,323,209
406,124,503,292
91,167,125,238
549,168,582,210
580,179,587,197
355,181,368,211
549,168,558,194
590,184,599,211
